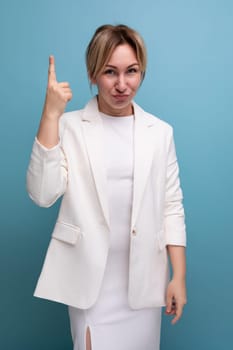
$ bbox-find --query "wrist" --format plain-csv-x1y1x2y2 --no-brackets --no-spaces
171,274,186,283
41,110,61,122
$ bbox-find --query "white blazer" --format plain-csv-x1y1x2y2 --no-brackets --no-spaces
27,97,186,310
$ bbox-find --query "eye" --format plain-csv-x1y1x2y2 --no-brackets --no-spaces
104,69,116,76
127,67,139,74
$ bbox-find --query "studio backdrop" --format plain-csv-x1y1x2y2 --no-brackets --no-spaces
1,0,232,349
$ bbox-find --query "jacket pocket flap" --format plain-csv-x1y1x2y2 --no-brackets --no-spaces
157,230,166,251
52,221,81,245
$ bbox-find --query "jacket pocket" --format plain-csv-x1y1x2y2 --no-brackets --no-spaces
157,230,166,251
52,221,82,245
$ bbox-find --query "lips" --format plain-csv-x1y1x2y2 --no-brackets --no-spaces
112,94,130,101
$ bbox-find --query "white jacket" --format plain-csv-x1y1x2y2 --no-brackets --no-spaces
27,97,186,309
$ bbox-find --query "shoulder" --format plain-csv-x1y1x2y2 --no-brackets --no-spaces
59,97,99,127
133,101,173,135
60,109,84,126
58,109,85,140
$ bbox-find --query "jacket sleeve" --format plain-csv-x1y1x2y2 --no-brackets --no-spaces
26,137,68,208
164,129,186,247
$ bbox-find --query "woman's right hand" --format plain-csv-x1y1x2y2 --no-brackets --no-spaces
37,56,72,148
42,55,72,121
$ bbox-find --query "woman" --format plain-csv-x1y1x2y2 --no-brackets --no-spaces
27,24,187,350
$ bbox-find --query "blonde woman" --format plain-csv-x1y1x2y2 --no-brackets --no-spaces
27,24,187,350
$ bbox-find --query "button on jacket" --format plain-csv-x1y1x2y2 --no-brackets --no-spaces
27,97,186,309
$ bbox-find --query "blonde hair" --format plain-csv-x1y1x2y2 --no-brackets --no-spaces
86,24,147,82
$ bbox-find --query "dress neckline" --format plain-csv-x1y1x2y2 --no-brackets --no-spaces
99,112,134,120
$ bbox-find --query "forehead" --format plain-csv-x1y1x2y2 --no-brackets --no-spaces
106,44,138,66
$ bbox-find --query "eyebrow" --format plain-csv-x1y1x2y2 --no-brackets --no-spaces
105,63,140,69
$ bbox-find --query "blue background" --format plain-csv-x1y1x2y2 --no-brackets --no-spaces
1,0,232,349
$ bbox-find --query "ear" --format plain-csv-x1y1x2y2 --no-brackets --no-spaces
140,71,145,86
89,74,97,85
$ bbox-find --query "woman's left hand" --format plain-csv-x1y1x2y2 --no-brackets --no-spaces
165,278,187,324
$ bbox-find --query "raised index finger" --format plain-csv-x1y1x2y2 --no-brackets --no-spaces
48,55,57,83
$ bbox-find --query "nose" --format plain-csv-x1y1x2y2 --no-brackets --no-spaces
115,74,127,92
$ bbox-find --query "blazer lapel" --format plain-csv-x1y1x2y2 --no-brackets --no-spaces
131,102,157,231
80,98,157,232
81,98,110,228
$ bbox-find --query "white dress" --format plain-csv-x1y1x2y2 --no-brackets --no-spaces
68,113,161,350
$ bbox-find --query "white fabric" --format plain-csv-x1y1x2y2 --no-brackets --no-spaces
27,97,186,309
68,114,161,350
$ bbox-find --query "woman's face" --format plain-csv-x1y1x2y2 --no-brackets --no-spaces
92,44,142,116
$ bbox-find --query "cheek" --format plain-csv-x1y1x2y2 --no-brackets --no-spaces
97,79,111,93
132,77,142,90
